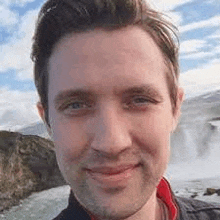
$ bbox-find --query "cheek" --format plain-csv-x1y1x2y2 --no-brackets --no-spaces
51,118,89,165
51,122,89,185
133,115,172,159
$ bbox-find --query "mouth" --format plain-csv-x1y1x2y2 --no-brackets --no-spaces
85,164,141,187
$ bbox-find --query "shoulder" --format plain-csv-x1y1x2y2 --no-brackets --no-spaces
52,207,91,220
52,191,91,220
175,196,220,220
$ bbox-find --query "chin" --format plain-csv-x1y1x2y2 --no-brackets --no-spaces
73,171,158,220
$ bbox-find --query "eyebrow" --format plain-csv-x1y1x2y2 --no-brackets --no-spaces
53,84,164,107
118,85,164,101
54,89,93,107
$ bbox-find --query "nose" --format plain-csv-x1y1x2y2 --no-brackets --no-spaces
90,105,132,157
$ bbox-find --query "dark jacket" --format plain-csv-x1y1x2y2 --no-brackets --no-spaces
175,196,220,220
54,191,220,220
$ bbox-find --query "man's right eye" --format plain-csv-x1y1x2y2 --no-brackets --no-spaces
67,101,88,110
58,101,93,116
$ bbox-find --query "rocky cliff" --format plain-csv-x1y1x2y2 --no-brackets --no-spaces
0,131,66,212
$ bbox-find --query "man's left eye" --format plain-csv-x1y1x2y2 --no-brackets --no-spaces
132,97,149,105
123,96,152,110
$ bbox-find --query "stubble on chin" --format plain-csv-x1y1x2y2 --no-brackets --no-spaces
71,162,162,220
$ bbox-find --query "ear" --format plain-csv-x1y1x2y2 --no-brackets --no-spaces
37,102,52,136
172,87,184,131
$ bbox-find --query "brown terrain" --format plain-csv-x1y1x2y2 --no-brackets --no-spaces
0,131,66,212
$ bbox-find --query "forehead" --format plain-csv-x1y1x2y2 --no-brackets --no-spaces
51,26,165,66
48,26,168,96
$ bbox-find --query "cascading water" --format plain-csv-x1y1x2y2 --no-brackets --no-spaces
166,90,220,181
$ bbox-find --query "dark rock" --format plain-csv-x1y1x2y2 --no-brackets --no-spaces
204,188,217,196
190,192,198,198
216,189,220,196
0,131,66,212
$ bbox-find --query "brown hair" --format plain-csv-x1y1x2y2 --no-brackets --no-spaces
31,0,179,124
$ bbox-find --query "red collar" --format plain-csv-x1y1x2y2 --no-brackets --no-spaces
91,177,178,220
157,177,178,220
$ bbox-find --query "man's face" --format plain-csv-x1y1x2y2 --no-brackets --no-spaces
45,26,181,219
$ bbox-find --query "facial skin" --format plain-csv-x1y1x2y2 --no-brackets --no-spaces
38,26,183,220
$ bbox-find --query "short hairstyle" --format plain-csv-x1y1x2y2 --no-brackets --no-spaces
31,0,179,124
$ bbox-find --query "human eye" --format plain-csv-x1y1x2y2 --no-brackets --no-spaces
57,100,93,116
132,97,150,105
124,95,158,110
67,101,88,109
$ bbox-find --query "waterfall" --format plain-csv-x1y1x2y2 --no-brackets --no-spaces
166,90,220,181
167,121,220,181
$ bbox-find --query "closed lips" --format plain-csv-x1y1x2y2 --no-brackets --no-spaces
85,164,140,175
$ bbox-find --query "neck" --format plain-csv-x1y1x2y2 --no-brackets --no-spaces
125,191,162,220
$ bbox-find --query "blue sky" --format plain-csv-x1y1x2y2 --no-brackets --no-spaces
0,0,220,130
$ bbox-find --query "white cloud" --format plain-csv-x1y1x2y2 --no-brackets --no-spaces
180,39,207,54
180,61,220,97
0,87,40,131
180,37,219,60
180,26,220,59
146,0,193,27
215,45,220,54
180,15,220,33
0,8,39,80
207,30,220,40
205,0,219,4
148,0,193,11
0,0,36,7
181,51,214,60
0,5,19,27
164,11,183,27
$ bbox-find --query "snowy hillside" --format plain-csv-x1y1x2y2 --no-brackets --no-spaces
17,122,49,139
